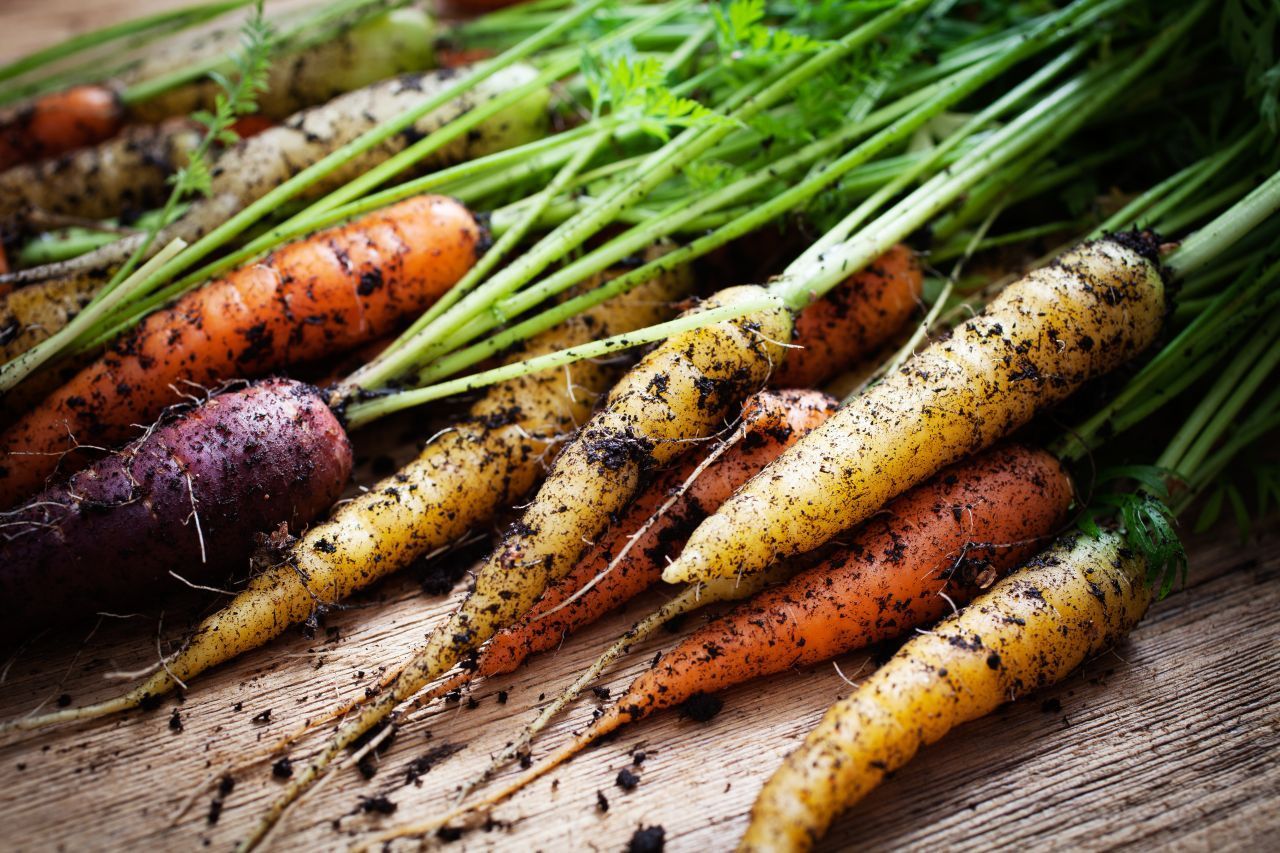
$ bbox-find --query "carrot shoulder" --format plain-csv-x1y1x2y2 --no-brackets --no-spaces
0,194,480,506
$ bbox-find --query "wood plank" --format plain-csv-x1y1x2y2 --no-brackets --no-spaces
2,524,1276,852
2,3,1278,852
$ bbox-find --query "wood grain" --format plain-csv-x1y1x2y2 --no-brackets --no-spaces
2,3,1279,852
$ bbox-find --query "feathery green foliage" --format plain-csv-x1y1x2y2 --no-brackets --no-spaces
1078,466,1187,599
1221,0,1280,133
581,48,727,138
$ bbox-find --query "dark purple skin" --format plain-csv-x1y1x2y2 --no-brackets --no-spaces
0,378,352,637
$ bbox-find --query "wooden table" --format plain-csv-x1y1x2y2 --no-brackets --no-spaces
3,4,1278,851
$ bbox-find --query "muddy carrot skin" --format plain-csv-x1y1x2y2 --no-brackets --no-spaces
423,246,925,692
0,119,199,231
613,445,1071,723
772,244,922,388
741,530,1149,852
0,194,481,506
475,388,840,680
665,237,1166,585
0,85,124,171
0,378,351,637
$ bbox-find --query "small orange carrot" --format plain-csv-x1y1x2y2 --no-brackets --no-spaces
0,85,124,171
377,445,1072,844
772,243,921,388
0,194,481,506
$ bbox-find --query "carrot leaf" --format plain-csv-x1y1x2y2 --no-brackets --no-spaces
712,0,826,56
1078,466,1187,598
581,49,727,139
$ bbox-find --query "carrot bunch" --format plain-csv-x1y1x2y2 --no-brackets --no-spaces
0,194,481,505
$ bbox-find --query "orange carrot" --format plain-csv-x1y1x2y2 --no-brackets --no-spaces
772,243,922,388
0,194,481,506
227,115,275,139
383,445,1071,843
0,85,124,171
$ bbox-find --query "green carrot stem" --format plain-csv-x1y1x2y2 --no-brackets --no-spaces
1166,168,1280,278
933,137,1142,243
665,18,715,77
929,220,1081,263
252,53,578,236
812,43,1090,269
1133,132,1257,230
144,3,601,271
775,0,1204,309
338,129,609,397
342,293,783,429
280,0,700,225
789,0,1119,273
69,0,622,360
408,45,1077,388
0,240,187,392
1162,314,1280,476
339,0,933,398
1178,249,1258,298
1178,388,1280,511
0,0,252,89
1152,178,1257,237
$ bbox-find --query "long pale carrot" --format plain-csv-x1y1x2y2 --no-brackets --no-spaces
741,530,1148,851
664,237,1166,586
366,444,1073,846
0,193,481,506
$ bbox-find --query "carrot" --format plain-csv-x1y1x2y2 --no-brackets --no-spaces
0,250,692,734
663,236,1166,586
370,444,1072,844
414,388,840,707
740,530,1148,851
0,193,481,507
0,119,200,231
0,378,351,639
771,244,921,388
0,85,123,171
239,249,921,849
227,115,274,139
1,62,546,292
